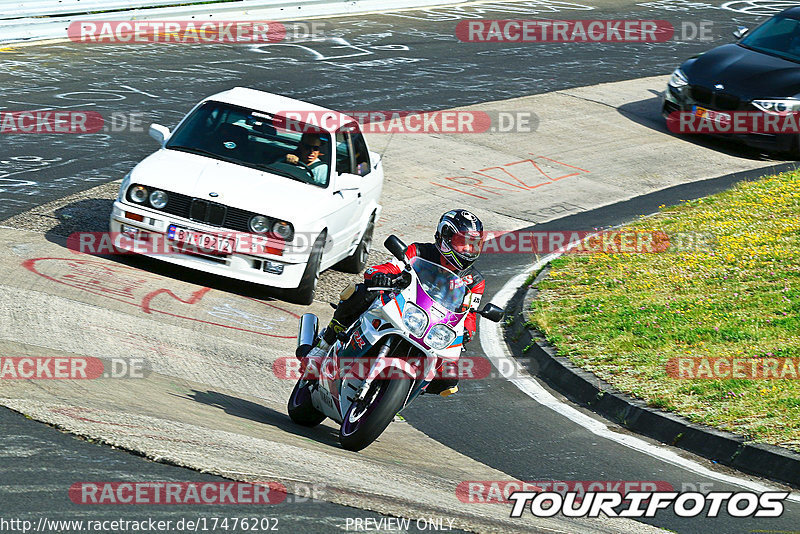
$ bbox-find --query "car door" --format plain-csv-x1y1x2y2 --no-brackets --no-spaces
349,127,381,208
329,126,368,260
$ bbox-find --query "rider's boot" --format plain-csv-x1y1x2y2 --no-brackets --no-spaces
321,319,347,344
439,385,459,396
425,377,459,396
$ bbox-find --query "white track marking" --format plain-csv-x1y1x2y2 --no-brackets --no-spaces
480,254,800,502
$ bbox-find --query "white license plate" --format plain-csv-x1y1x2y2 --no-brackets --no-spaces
168,225,233,254
693,106,731,126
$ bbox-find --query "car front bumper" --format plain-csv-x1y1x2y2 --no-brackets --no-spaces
109,201,308,288
662,84,796,153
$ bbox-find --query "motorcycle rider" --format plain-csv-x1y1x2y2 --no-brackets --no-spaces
300,209,486,396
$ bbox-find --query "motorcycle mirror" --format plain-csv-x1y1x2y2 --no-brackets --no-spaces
479,303,505,322
384,235,407,262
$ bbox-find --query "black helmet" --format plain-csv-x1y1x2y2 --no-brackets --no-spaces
435,209,485,271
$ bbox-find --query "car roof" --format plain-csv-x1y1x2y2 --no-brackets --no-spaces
202,87,356,133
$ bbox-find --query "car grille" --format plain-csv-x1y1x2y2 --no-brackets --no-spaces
190,199,227,226
689,85,741,110
143,188,259,233
160,191,193,218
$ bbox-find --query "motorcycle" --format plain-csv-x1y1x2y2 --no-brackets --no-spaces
287,235,505,451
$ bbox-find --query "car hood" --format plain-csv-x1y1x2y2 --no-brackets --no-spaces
129,149,329,224
685,44,800,100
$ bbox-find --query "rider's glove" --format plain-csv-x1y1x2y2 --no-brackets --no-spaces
368,272,395,288
463,330,472,344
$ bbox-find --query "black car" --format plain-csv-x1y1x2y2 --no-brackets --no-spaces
663,7,800,155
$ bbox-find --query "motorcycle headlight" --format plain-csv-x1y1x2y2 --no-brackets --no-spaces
752,99,800,114
249,215,270,234
272,220,294,240
149,189,168,209
129,185,149,204
402,303,428,338
424,324,456,350
668,67,688,89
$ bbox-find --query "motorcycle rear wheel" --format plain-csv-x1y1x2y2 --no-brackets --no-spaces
288,379,326,427
339,378,411,451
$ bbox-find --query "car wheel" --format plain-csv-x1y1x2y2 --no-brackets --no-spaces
292,231,325,305
336,214,374,274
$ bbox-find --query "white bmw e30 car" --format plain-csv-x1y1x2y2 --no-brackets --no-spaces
109,87,383,304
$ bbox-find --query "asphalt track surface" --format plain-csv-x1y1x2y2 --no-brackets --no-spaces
0,407,462,533
0,0,768,219
2,1,800,533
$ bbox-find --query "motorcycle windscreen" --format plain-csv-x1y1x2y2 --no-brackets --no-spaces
408,256,468,313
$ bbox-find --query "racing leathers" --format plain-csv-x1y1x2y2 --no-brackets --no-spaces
320,242,485,395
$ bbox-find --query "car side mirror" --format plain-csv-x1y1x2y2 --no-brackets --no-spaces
384,235,407,262
733,26,748,39
149,123,171,147
479,303,504,322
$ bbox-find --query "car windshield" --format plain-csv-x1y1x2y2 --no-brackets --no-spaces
165,101,332,186
409,256,468,313
739,15,800,63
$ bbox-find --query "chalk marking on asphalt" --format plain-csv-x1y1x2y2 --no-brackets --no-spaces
119,85,160,99
480,253,800,502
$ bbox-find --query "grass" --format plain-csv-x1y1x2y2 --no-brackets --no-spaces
529,170,800,452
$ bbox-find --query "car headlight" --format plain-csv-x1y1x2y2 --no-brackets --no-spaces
272,220,294,240
752,99,800,114
424,324,456,350
118,172,132,202
249,215,270,233
668,67,688,89
149,190,168,209
402,303,429,338
129,185,149,204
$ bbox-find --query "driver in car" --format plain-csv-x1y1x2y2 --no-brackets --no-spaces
301,209,486,396
281,133,329,185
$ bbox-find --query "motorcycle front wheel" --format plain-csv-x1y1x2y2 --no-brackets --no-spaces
288,379,326,427
339,378,411,451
